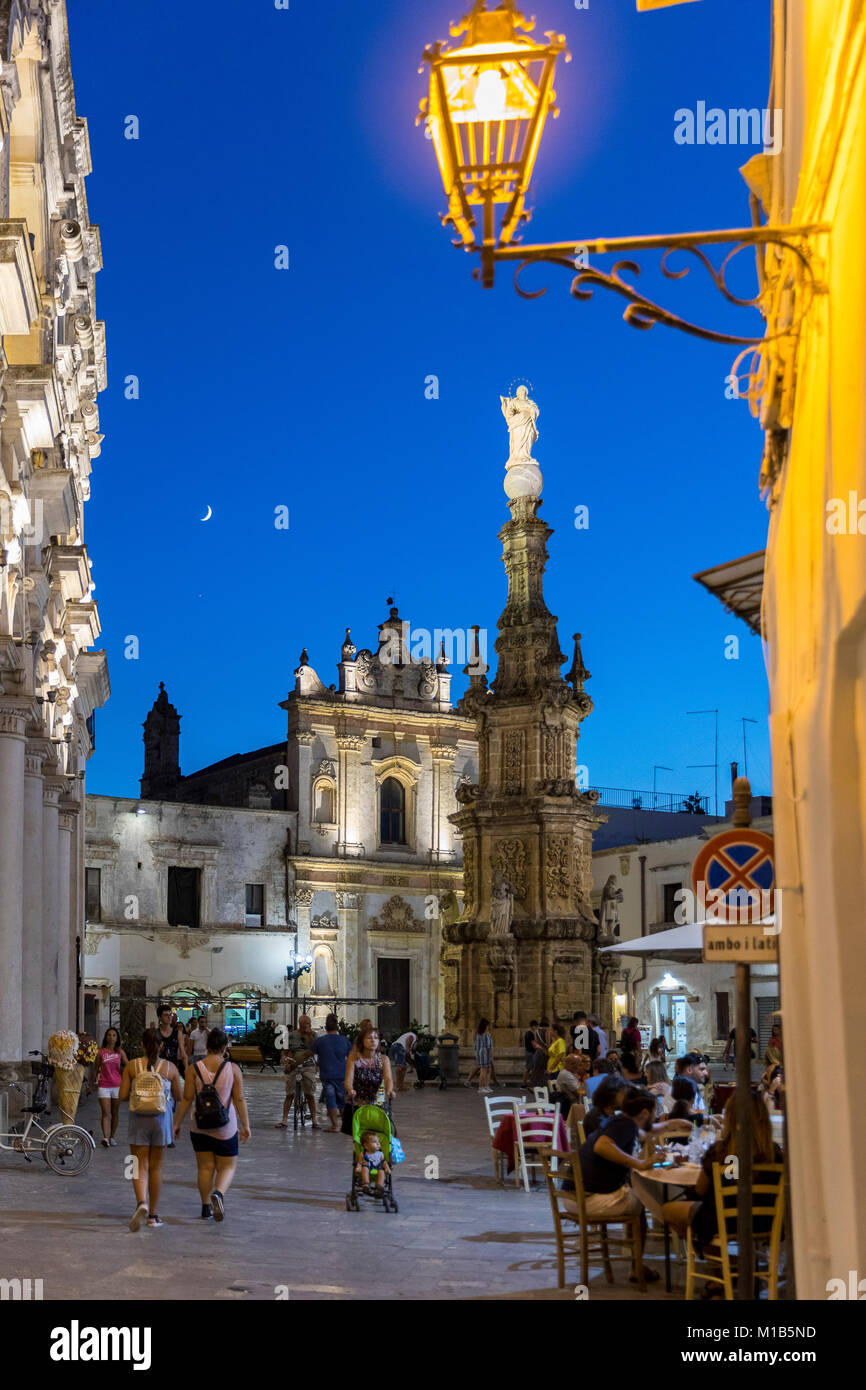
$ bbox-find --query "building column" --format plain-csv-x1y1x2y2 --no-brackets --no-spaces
336,892,361,1017
42,779,62,1032
336,735,364,856
430,745,457,862
57,808,74,1031
22,741,47,1054
0,708,26,1075
293,887,313,959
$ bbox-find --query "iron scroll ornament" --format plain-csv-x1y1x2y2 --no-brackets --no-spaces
508,230,826,348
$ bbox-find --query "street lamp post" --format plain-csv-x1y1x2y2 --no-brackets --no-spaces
419,1,828,420
285,952,313,1028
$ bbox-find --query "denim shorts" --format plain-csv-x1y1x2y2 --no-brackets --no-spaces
320,1080,345,1111
390,1044,407,1067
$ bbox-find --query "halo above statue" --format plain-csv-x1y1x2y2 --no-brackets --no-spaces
507,376,534,398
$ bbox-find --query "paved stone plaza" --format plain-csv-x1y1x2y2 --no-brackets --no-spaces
0,1078,680,1302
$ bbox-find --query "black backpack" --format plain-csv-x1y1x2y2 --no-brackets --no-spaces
193,1059,231,1129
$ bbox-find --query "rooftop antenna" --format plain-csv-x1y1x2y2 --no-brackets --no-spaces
687,708,719,815
741,716,758,780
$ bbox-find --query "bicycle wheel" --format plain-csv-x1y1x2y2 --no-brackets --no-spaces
44,1125,93,1175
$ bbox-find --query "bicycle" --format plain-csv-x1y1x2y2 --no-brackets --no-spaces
0,1050,95,1175
292,1070,311,1131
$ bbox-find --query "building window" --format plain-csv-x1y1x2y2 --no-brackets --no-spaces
245,883,264,927
380,777,405,844
167,866,201,927
662,881,683,923
85,867,101,922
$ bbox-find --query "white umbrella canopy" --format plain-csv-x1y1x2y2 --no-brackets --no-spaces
598,916,776,962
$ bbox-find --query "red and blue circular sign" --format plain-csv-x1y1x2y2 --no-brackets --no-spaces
692,829,774,920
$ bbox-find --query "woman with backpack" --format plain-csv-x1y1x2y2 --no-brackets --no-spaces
118,1027,183,1230
173,1026,251,1222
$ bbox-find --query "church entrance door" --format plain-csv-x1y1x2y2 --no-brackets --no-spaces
377,958,410,1037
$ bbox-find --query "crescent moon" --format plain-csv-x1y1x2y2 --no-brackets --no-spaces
200,505,212,521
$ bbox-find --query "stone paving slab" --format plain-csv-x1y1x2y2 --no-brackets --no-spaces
0,1078,679,1302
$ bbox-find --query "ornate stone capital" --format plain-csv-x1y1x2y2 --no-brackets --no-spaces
336,735,364,752
335,892,361,910
292,887,314,908
430,743,458,761
0,707,27,738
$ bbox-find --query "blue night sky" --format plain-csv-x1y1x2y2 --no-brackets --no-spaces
69,0,774,810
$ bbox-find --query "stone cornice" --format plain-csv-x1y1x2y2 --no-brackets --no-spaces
285,699,475,736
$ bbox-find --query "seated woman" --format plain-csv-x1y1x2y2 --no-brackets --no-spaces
660,1093,782,1242
620,1051,648,1085
667,1076,710,1128
759,1064,784,1113
644,1059,673,1117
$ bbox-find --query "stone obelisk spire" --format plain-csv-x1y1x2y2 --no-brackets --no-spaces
442,387,606,1046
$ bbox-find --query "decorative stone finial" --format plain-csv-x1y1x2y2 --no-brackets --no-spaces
299,647,309,667
732,776,752,827
567,633,591,692
341,627,356,661
436,639,449,671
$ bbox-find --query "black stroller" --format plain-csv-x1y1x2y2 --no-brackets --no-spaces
413,1048,446,1090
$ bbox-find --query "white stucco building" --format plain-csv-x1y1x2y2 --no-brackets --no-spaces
0,0,109,1078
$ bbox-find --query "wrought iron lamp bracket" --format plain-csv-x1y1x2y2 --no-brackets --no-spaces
474,224,829,349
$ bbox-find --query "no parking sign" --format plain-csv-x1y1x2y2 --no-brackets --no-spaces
691,828,774,922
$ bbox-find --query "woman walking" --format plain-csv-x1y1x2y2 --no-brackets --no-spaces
474,1019,493,1094
173,1026,251,1222
118,1028,182,1230
90,1026,128,1147
344,1024,395,1128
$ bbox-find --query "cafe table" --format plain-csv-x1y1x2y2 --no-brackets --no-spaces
636,1161,702,1292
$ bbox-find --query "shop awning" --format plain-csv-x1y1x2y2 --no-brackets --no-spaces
599,916,776,963
693,550,765,637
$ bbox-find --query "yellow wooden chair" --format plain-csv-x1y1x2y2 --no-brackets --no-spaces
685,1162,785,1300
539,1147,645,1292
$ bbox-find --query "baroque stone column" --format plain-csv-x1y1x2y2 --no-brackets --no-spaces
335,734,364,857
292,887,314,960
429,743,457,863
443,388,605,1046
41,778,62,1032
57,806,75,1031
22,741,48,1053
336,891,362,1015
0,707,26,1074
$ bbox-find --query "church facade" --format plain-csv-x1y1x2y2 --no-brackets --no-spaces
84,608,478,1041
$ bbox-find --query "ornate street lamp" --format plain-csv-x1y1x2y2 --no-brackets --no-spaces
417,0,569,284
418,2,829,429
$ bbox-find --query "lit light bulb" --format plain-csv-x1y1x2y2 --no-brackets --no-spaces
474,68,506,121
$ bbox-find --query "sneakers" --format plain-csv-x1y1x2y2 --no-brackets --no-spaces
129,1202,148,1232
211,1189,225,1222
201,1203,213,1220
109,1138,118,1147
147,1214,163,1228
101,1138,109,1148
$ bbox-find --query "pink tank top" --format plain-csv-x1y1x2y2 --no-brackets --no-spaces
189,1058,237,1140
97,1049,122,1087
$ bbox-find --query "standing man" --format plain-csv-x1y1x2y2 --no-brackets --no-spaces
276,1013,320,1130
313,1014,352,1131
156,1004,185,1071
390,1029,417,1092
588,1013,608,1059
570,1010,600,1061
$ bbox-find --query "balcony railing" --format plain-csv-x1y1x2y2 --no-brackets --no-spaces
593,786,711,814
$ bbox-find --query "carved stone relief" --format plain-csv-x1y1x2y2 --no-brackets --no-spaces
494,838,526,900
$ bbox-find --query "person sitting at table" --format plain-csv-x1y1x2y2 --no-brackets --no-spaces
621,1052,647,1085
606,1050,623,1074
656,1092,782,1251
553,1053,586,1109
583,1073,634,1138
648,1036,669,1075
644,1060,672,1116
577,1089,661,1282
585,1056,616,1102
668,1076,709,1128
760,1064,784,1113
676,1052,710,1111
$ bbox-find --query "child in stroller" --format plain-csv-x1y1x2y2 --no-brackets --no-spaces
413,1049,446,1090
346,1104,398,1212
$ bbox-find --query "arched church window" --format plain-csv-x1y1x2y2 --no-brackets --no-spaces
380,777,405,844
314,780,335,824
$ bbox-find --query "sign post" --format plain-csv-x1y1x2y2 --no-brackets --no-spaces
694,777,775,1300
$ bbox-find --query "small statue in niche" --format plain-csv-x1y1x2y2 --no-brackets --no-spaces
489,877,515,937
598,874,623,940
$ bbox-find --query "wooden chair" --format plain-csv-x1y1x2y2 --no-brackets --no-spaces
484,1094,519,1183
540,1147,645,1291
513,1102,560,1192
685,1162,785,1300
565,1102,585,1149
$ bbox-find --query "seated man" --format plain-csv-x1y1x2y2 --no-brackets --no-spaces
554,1053,586,1109
584,1056,616,1101
577,1089,661,1281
